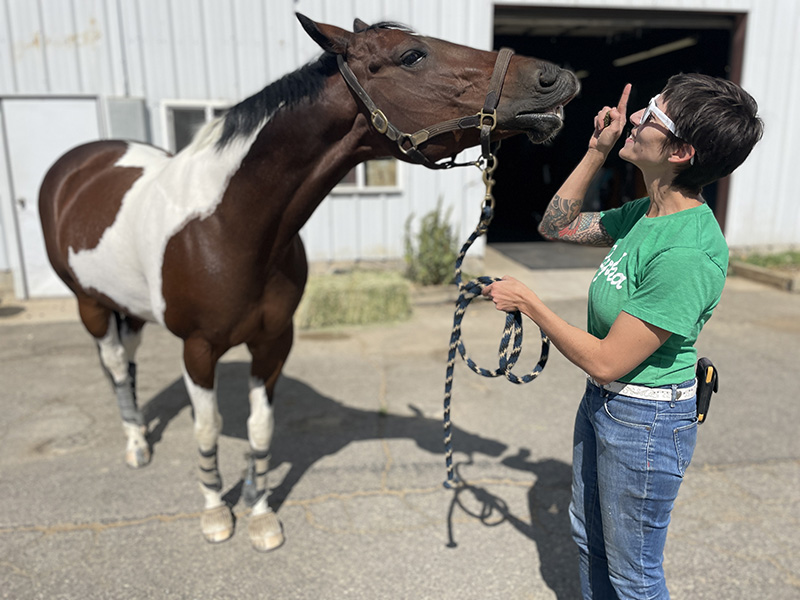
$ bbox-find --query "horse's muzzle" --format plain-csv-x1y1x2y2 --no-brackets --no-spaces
500,69,580,143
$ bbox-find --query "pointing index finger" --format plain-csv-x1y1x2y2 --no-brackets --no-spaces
617,83,632,118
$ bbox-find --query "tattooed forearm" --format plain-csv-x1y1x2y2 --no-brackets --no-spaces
538,195,614,247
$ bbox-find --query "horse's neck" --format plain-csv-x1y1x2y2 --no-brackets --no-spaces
223,79,372,249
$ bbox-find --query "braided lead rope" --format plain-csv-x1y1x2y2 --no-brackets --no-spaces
442,160,550,489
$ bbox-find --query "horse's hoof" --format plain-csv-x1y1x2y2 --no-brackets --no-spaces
122,423,151,468
201,505,234,544
125,445,151,469
249,511,284,552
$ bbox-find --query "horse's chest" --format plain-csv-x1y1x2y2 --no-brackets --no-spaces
68,142,249,324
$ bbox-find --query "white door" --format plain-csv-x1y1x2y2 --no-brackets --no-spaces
1,98,102,298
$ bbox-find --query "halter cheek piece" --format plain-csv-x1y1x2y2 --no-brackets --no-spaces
336,47,515,169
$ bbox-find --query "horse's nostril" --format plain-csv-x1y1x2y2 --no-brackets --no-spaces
538,64,559,88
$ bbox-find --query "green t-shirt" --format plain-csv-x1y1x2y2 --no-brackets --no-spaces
588,197,729,386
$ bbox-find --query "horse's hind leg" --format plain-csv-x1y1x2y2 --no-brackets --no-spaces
244,326,292,552
78,298,149,467
182,337,234,544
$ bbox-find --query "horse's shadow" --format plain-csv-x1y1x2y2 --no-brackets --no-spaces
142,361,508,507
142,361,578,598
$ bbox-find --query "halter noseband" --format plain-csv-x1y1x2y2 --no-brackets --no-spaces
336,47,515,170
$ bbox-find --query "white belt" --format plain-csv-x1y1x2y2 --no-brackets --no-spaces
589,377,697,401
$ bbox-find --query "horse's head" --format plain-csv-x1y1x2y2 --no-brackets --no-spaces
298,14,580,165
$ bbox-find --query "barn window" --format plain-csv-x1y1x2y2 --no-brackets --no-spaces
333,158,400,193
162,101,229,153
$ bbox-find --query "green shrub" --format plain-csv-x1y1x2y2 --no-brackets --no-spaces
404,199,458,286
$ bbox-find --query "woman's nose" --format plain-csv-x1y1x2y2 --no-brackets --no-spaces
630,108,644,127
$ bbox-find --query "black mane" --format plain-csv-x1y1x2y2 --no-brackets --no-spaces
216,52,338,149
215,21,415,150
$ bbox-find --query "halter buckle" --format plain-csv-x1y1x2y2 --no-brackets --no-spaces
371,109,389,134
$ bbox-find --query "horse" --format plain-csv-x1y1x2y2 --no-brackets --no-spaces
38,13,579,552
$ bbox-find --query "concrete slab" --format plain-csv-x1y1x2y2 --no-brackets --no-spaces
0,248,798,599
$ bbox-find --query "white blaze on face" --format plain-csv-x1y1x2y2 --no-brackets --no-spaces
68,119,264,325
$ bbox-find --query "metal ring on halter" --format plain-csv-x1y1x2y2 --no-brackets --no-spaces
478,108,498,131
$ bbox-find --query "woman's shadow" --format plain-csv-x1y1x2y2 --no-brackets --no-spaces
142,361,579,598
442,450,579,599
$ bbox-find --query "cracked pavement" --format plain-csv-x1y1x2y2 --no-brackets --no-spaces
0,247,798,599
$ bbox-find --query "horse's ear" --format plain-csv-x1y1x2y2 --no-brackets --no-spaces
296,13,351,55
353,18,369,33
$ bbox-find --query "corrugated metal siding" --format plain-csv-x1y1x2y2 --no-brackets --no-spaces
0,0,124,95
0,0,797,274
723,0,800,247
0,0,494,265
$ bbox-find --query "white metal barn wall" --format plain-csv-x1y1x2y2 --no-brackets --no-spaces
0,0,493,294
0,0,797,294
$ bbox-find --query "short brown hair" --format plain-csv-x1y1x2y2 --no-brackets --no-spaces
660,74,763,194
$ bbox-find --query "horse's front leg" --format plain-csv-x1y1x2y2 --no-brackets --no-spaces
182,339,233,544
244,327,292,552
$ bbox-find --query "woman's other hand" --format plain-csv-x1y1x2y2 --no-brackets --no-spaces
481,276,535,314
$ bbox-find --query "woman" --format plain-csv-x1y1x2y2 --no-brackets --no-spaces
482,74,763,599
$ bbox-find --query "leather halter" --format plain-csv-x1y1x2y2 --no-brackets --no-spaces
337,47,515,170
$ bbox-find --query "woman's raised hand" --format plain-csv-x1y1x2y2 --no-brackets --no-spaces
589,83,631,155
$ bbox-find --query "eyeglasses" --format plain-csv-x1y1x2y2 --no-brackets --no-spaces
640,94,684,139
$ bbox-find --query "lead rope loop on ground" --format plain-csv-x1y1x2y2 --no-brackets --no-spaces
442,153,550,489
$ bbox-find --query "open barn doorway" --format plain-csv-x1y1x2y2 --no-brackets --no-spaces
488,7,744,267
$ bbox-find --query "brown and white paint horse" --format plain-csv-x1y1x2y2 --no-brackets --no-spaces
39,14,578,551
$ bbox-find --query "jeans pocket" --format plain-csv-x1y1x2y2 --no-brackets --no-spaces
674,420,698,476
603,396,654,429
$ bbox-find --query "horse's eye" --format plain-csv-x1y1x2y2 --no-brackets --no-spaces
400,50,426,67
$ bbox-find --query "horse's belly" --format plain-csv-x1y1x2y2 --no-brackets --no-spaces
69,243,158,322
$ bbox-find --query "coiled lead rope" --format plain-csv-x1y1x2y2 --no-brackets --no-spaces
442,155,550,489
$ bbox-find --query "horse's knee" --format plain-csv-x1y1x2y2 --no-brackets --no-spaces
118,315,145,359
182,363,222,448
247,377,274,450
96,318,130,370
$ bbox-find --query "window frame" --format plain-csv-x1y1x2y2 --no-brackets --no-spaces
160,99,230,153
330,158,403,195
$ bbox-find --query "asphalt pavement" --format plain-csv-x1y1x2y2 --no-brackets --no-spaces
0,246,798,600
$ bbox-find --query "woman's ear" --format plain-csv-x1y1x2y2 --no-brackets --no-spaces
670,143,696,167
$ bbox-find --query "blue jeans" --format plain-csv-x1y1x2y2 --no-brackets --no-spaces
570,379,698,599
